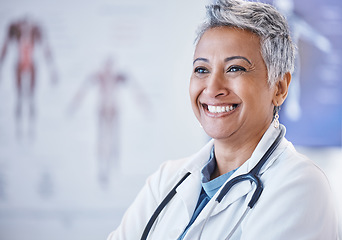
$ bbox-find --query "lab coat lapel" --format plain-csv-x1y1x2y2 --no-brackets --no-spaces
176,140,214,220
209,163,253,216
176,170,202,220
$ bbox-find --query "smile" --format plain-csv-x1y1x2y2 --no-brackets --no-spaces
203,104,238,114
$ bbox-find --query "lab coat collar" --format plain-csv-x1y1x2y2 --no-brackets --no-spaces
180,139,215,176
244,123,286,174
176,123,287,220
179,123,286,176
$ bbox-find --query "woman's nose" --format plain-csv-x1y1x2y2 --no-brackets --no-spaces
204,72,229,98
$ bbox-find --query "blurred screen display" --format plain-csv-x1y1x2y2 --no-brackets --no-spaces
264,0,342,147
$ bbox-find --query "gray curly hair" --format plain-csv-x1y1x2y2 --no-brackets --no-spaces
196,0,296,86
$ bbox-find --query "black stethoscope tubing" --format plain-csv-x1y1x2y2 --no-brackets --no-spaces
140,172,191,240
141,128,284,240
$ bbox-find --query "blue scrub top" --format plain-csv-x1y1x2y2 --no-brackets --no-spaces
178,147,237,240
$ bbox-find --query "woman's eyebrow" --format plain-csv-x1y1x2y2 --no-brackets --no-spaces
193,56,252,65
193,57,209,65
225,56,252,65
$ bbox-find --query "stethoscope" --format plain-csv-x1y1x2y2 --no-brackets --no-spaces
141,127,284,240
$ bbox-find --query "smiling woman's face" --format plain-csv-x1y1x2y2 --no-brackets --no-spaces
190,27,276,142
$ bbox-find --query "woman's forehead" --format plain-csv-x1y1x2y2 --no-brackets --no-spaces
194,27,262,60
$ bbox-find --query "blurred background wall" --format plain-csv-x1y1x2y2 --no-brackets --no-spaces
0,0,340,239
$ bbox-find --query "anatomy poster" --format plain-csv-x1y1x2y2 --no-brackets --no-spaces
0,0,207,239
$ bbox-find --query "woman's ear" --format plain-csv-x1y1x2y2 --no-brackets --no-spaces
272,72,291,106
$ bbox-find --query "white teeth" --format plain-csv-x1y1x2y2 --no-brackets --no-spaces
207,105,236,113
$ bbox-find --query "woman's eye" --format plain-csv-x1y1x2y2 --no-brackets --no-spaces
227,66,246,72
194,67,209,74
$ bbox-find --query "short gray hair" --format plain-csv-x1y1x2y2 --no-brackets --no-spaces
196,0,296,85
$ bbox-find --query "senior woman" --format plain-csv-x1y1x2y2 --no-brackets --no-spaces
107,0,338,239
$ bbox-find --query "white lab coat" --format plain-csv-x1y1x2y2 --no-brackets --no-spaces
108,124,339,240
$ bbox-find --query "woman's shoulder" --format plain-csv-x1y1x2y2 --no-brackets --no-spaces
267,139,331,193
153,140,214,181
146,140,214,200
144,155,198,199
155,157,192,184
246,140,338,239
281,141,326,175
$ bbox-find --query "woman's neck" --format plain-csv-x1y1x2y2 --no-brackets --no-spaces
213,125,269,177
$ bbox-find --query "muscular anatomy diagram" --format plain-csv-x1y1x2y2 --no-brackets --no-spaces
0,16,57,140
69,58,148,186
